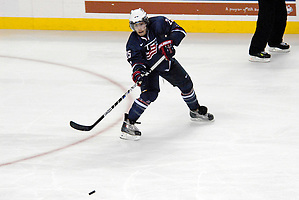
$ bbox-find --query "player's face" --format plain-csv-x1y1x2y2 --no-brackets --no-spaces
134,22,147,36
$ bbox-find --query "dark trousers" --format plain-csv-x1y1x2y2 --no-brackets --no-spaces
249,0,287,54
140,58,194,100
127,59,199,122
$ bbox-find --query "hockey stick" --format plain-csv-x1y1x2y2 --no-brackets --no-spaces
70,56,165,131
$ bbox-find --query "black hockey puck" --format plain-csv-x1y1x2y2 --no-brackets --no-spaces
89,190,95,195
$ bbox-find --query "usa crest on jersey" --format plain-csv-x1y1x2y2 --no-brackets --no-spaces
144,38,158,60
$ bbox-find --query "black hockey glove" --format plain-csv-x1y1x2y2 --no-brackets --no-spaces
132,65,148,86
158,40,175,61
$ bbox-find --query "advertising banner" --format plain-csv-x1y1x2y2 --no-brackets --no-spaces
85,1,297,16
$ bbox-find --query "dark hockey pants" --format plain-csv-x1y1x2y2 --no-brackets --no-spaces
128,59,200,122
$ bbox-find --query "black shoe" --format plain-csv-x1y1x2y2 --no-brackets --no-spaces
269,42,290,53
249,51,271,63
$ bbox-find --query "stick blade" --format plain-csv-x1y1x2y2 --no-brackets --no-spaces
70,121,93,131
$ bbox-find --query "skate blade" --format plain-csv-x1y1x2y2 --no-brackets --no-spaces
120,132,141,141
191,118,214,122
249,56,270,63
190,114,214,122
268,47,290,53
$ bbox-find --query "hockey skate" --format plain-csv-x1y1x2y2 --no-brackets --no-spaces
190,106,214,121
268,42,290,53
249,51,271,63
120,113,141,141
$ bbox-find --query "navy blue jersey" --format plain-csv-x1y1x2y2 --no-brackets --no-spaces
126,16,186,72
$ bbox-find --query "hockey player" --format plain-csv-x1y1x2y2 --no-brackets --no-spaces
121,8,214,140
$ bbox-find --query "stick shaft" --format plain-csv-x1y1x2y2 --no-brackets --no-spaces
70,56,165,131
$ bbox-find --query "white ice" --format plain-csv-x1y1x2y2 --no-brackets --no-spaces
0,30,299,200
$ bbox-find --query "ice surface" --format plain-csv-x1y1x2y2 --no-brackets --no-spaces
0,30,299,200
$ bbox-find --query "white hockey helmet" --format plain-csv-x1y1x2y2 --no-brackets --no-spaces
129,8,149,31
